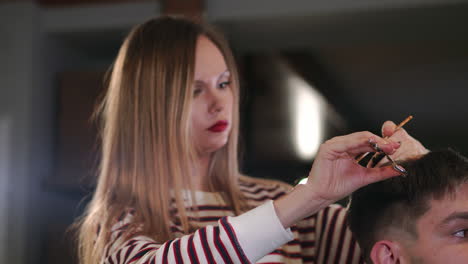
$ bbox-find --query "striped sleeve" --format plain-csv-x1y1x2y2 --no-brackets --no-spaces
314,204,364,264
103,217,249,264
103,201,293,264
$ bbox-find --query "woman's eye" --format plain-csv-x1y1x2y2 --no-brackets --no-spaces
218,81,231,89
454,229,466,238
193,88,202,96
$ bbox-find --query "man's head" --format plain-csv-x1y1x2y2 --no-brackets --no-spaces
348,149,468,264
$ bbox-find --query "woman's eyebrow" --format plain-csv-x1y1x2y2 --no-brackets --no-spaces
216,70,230,83
195,70,230,83
220,70,230,77
194,80,205,86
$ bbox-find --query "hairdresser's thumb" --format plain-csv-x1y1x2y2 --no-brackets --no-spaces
382,121,397,138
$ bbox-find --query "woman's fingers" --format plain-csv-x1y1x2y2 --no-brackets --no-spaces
322,131,400,157
305,131,407,205
362,165,403,185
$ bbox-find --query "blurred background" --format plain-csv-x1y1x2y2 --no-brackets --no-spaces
1,0,468,263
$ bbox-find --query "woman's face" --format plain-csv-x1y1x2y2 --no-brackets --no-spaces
190,36,233,156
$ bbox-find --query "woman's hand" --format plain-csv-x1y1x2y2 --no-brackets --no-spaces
381,120,429,162
274,131,403,229
304,131,402,204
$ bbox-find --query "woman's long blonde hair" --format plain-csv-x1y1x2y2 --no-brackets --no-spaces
76,16,247,264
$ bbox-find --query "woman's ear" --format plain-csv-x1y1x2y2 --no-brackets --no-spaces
370,240,403,264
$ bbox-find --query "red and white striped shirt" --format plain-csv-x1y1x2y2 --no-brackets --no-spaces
102,177,363,263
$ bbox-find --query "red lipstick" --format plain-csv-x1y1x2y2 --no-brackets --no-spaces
208,120,228,132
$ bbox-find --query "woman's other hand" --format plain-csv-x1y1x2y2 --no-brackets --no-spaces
381,120,429,161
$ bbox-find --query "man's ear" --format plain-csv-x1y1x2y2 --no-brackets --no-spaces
370,240,403,264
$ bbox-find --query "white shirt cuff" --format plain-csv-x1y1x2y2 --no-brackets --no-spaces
228,200,294,262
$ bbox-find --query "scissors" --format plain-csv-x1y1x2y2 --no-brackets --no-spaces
368,140,408,176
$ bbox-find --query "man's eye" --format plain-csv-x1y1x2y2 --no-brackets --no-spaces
454,229,466,238
219,81,231,89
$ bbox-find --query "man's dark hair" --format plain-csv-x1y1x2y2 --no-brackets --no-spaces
348,149,468,261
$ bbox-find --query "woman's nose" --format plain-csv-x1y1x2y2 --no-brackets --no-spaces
208,89,224,114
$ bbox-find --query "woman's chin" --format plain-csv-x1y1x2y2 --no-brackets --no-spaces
199,141,228,155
